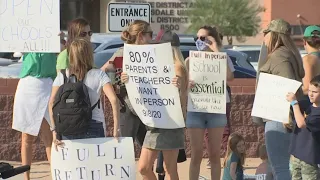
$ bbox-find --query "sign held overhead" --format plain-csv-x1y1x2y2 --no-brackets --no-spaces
108,3,151,32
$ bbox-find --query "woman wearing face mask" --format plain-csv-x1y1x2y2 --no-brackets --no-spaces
186,26,235,180
260,19,304,180
56,18,92,72
206,32,234,169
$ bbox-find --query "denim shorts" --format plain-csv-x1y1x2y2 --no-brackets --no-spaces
62,120,105,140
186,112,227,129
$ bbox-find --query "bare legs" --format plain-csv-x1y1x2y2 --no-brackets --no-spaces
138,148,179,180
189,128,205,180
207,128,224,180
188,127,224,180
21,120,52,180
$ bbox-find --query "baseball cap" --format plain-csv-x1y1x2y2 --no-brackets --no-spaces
263,19,291,35
149,29,180,47
303,25,320,37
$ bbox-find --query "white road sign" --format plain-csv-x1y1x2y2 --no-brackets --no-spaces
108,3,151,32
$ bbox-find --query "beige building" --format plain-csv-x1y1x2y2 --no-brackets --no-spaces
61,0,320,45
100,0,193,34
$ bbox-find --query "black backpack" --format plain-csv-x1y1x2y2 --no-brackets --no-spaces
52,70,100,136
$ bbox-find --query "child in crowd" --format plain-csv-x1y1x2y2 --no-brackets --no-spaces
255,144,273,180
286,74,320,180
255,144,268,175
222,133,246,180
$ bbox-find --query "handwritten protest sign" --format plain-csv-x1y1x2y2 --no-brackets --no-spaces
187,51,227,114
51,137,135,180
0,0,60,52
252,73,302,123
123,43,185,129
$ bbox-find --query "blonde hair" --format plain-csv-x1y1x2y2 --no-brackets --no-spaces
223,133,246,168
267,32,304,79
121,20,151,44
68,38,94,80
173,47,187,72
172,46,188,87
67,18,89,50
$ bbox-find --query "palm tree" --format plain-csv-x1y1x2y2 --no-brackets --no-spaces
187,0,265,45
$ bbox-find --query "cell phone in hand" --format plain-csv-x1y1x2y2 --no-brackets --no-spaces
205,38,212,45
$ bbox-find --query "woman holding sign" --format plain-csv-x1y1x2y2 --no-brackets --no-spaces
259,19,304,179
185,26,235,180
120,29,187,179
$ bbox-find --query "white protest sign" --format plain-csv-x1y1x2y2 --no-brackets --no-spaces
51,137,135,180
251,73,302,123
108,3,151,32
0,0,60,52
123,43,185,129
187,51,227,114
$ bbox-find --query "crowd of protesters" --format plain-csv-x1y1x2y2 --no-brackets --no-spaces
11,17,320,180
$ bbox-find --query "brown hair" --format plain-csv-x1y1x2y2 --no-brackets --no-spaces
67,18,90,50
310,74,320,87
223,133,246,168
68,38,94,80
267,31,304,79
199,26,223,47
121,20,152,44
304,31,320,49
258,144,268,160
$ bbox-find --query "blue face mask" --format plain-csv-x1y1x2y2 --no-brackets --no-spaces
195,39,208,51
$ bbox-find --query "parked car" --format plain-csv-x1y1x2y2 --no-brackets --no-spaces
0,35,256,79
94,35,256,70
233,45,309,71
92,33,196,53
232,46,261,71
0,52,22,66
94,45,256,78
0,62,22,78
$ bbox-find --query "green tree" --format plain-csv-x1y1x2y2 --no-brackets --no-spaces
187,0,265,45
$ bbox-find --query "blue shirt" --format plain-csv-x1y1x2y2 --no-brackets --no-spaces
222,152,244,180
290,105,320,165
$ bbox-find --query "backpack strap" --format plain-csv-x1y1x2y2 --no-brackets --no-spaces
60,69,67,84
91,99,100,110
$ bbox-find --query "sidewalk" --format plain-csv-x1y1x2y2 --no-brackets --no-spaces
5,158,262,179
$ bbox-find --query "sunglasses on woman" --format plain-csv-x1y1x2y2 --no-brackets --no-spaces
194,36,206,42
80,31,93,37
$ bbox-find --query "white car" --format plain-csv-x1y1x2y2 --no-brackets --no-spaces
232,46,261,71
232,46,308,71
91,33,124,52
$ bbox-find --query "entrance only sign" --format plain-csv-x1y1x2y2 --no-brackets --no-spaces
108,2,151,32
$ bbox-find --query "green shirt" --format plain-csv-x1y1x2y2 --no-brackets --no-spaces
56,49,69,70
222,153,243,180
19,53,57,80
55,49,97,70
